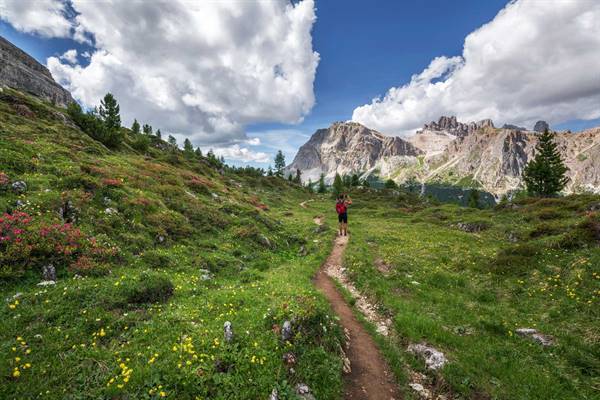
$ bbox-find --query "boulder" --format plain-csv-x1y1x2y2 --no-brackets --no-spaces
281,320,293,342
295,383,316,400
59,200,79,223
42,264,56,281
457,222,489,233
515,328,554,346
11,180,27,193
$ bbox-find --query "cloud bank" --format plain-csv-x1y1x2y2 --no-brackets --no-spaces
352,0,600,136
2,0,318,155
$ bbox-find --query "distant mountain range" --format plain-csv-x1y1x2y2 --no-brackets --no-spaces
287,116,600,196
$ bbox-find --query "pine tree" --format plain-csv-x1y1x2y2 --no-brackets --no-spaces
155,129,162,139
468,189,480,208
183,138,194,156
195,147,203,158
333,173,343,196
131,119,140,135
168,135,177,147
274,150,285,177
307,178,314,193
267,166,273,176
351,174,360,187
97,93,122,148
142,124,153,136
522,129,569,197
317,173,326,193
294,168,302,184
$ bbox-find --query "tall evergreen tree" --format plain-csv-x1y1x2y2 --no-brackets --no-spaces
98,93,122,148
522,129,569,197
183,138,194,156
142,124,153,136
168,135,177,147
274,150,286,177
267,166,273,176
351,174,360,187
131,119,141,135
307,178,314,193
384,179,397,189
194,147,203,158
155,129,162,139
317,173,326,193
333,173,344,196
294,168,302,184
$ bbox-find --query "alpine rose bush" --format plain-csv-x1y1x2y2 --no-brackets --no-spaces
0,211,117,279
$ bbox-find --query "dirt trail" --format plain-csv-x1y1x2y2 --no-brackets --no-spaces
314,235,401,400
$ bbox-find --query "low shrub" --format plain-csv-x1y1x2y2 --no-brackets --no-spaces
124,272,174,304
141,249,176,269
490,244,541,275
529,223,563,238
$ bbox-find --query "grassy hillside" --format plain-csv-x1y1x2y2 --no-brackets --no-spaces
0,89,344,399
343,192,600,399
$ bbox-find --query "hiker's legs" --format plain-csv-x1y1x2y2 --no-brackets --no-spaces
338,222,343,235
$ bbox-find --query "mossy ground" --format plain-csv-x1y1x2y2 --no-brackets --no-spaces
343,192,600,399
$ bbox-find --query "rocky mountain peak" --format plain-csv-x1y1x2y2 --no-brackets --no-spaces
287,121,422,183
0,35,74,107
533,120,550,132
419,115,495,137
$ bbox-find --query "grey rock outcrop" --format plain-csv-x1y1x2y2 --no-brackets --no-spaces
502,123,527,131
420,115,495,137
0,36,74,107
533,120,550,132
286,121,422,183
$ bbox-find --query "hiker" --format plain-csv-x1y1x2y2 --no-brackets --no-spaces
336,194,352,236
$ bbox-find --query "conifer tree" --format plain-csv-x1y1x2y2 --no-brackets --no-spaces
351,174,360,187
131,119,140,135
183,138,194,156
143,124,153,136
98,93,122,148
522,129,569,197
195,147,203,158
333,173,344,196
168,135,177,147
307,178,314,193
294,168,302,184
317,173,326,193
267,166,273,176
155,129,162,139
274,150,286,177
384,178,397,189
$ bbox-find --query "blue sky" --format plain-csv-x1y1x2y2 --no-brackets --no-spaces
1,0,599,168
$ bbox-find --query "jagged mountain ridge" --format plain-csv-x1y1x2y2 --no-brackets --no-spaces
286,121,422,183
0,35,73,107
289,116,600,195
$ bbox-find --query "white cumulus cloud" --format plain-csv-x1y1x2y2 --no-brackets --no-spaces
0,0,71,38
352,0,600,136
2,0,319,147
211,144,270,163
59,49,77,64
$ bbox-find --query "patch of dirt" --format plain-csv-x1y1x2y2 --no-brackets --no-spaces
313,215,324,226
314,235,401,399
299,199,314,209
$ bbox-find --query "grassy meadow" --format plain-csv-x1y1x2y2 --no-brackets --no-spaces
343,192,600,399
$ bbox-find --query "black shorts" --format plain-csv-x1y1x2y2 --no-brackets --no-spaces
338,212,348,223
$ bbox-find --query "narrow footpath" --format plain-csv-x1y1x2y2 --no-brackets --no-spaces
314,234,401,400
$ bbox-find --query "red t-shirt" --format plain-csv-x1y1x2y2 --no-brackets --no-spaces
336,202,347,214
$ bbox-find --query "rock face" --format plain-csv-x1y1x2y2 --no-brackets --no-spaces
289,115,600,196
0,36,73,107
286,121,422,183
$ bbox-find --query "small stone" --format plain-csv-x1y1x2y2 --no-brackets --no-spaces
257,234,272,248
11,180,27,193
295,383,316,400
282,352,296,367
15,200,25,207
407,343,447,370
281,320,293,342
199,269,213,281
104,207,118,215
224,321,234,343
268,388,279,400
37,280,56,287
42,264,56,281
409,383,432,399
515,328,554,346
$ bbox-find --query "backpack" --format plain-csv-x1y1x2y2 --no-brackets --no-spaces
336,201,347,214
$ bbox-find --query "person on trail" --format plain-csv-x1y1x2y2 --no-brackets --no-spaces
335,194,352,236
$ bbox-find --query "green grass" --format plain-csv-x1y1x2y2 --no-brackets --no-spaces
343,193,600,399
0,89,344,399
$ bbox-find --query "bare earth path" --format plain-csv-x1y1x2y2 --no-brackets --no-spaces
314,234,401,400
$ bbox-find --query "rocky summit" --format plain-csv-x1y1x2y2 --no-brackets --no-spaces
290,115,600,196
0,36,73,107
286,121,422,183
